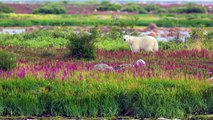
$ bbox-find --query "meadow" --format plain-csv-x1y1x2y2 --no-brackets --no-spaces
0,13,213,27
0,27,213,119
0,46,213,118
0,2,213,118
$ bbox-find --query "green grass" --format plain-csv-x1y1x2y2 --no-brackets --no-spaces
0,13,212,27
95,38,129,51
0,78,212,118
1,28,213,51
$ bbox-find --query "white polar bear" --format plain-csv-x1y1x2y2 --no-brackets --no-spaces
123,35,158,52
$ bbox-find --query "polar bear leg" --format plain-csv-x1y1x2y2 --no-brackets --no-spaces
153,41,159,51
130,45,140,52
145,47,153,51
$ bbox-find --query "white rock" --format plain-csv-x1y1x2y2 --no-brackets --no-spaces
208,77,213,81
133,59,146,67
93,63,114,71
157,117,170,120
114,64,132,70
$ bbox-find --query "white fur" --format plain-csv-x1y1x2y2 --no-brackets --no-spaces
123,35,158,52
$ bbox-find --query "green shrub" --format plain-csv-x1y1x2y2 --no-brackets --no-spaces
153,8,168,14
121,5,139,12
121,4,148,14
144,4,160,12
0,51,16,71
33,4,66,14
0,3,13,13
67,30,97,60
158,41,189,50
169,4,206,14
189,27,213,50
139,8,148,14
0,96,3,115
96,2,121,11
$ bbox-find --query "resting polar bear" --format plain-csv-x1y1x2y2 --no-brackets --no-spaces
123,35,158,52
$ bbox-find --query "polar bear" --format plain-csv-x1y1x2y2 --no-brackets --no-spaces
123,35,158,52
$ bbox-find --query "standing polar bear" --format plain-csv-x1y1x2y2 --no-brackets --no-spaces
123,35,158,52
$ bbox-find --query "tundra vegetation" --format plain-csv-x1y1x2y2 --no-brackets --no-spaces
0,1,213,119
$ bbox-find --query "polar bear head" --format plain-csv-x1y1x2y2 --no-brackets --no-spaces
123,35,130,42
123,35,135,47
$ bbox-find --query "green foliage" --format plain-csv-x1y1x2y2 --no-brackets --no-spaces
0,28,70,48
96,2,121,11
138,8,148,14
0,3,13,13
188,27,213,50
153,8,168,14
158,41,189,51
0,27,212,51
0,51,16,71
169,4,207,14
156,19,213,27
0,78,212,118
121,4,147,13
95,38,129,51
144,4,160,12
108,26,122,39
67,29,97,60
0,14,213,27
158,28,212,51
33,3,66,14
190,27,206,42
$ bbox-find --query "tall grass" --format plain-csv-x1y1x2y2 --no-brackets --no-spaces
0,78,212,118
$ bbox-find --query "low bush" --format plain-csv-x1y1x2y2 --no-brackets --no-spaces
96,1,121,11
169,4,207,14
121,4,147,13
121,5,139,12
153,8,168,14
188,27,213,50
33,3,66,14
138,8,148,14
0,3,13,13
67,29,97,60
0,50,16,71
144,4,160,12
158,41,189,50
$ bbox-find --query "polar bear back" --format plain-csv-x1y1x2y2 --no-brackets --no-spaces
129,36,158,52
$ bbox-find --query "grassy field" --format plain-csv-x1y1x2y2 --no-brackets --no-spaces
0,13,213,119
0,42,213,118
0,13,213,27
1,27,213,51
1,78,212,118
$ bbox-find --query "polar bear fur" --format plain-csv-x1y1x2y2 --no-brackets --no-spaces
123,35,158,52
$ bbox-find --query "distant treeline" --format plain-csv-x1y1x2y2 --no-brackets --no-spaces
0,1,210,14
96,2,208,14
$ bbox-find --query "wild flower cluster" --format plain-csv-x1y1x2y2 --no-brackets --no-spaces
0,48,212,81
